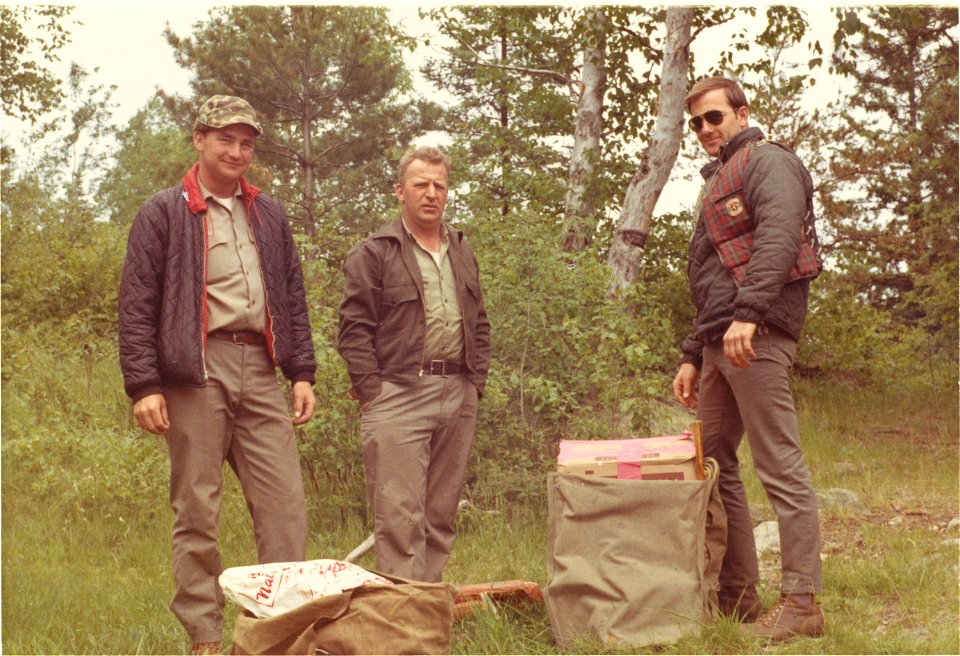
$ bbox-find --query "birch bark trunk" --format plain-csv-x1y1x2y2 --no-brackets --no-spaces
606,7,693,295
562,8,607,252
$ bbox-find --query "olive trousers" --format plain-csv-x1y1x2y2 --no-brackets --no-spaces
699,327,823,594
360,373,478,582
163,337,307,643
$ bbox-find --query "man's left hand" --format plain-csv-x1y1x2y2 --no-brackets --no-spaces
723,321,757,368
291,381,316,425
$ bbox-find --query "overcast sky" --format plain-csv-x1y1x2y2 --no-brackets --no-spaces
4,2,845,130
3,2,849,215
2,3,431,135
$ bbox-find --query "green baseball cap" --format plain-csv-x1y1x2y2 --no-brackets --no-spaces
193,95,263,135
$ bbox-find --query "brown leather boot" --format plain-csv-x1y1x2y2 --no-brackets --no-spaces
752,593,825,643
190,640,222,655
717,584,762,622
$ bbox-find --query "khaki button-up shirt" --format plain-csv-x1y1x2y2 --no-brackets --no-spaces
201,181,267,333
404,221,465,365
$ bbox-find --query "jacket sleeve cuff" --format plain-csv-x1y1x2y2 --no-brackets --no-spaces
130,385,163,404
733,307,764,324
290,372,316,386
470,376,486,399
679,332,703,370
680,352,703,370
353,374,383,406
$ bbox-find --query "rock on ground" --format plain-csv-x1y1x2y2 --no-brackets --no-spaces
816,487,866,511
754,520,780,554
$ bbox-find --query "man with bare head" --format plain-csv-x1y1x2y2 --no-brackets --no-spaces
673,77,825,643
337,145,491,582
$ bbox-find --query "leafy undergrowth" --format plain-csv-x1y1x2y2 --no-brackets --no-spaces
2,378,957,654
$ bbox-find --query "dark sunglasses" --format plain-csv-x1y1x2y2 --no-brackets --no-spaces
688,110,731,132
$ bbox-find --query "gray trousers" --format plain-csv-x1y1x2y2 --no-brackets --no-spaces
698,327,822,594
360,373,478,582
164,337,308,643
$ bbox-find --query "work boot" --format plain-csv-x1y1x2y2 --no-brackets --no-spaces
717,584,762,623
752,593,825,643
190,640,222,655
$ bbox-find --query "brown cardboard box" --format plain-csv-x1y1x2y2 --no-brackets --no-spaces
557,422,704,481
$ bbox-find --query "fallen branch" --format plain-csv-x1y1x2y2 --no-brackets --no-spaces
343,499,492,563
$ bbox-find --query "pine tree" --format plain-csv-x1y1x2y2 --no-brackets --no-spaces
163,5,438,239
828,7,959,354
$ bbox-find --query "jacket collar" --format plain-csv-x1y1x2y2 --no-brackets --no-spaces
181,162,261,215
699,126,766,179
372,215,461,244
717,126,765,164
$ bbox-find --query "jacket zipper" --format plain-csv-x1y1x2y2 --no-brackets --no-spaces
400,227,429,378
451,232,468,373
201,213,209,382
247,199,277,362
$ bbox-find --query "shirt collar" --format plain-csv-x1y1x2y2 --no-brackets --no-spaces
198,179,243,202
401,217,448,245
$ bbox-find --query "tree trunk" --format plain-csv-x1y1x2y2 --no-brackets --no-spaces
562,8,607,252
300,111,317,239
606,7,693,295
299,55,317,239
499,29,510,218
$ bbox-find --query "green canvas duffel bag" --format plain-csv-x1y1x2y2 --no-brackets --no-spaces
230,572,455,655
545,460,727,648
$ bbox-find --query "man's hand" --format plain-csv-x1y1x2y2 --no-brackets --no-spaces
291,380,316,425
133,393,170,434
723,320,758,368
672,363,700,409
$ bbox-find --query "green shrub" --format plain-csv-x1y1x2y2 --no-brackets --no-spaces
2,328,169,518
798,272,955,387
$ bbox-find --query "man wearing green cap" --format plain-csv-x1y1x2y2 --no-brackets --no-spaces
119,95,317,654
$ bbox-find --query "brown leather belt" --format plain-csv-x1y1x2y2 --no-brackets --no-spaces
425,360,465,376
208,330,265,346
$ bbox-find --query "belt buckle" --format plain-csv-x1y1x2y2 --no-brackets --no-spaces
231,332,243,345
430,360,444,375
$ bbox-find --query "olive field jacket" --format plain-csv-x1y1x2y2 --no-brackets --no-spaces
337,217,491,405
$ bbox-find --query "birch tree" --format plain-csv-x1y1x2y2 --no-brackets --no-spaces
562,8,607,252
606,7,693,295
605,6,814,294
422,6,670,228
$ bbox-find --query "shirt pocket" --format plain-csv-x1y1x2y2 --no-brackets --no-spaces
205,220,231,283
205,213,230,246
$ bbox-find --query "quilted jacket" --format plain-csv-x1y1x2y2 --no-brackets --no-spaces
118,164,316,402
681,127,822,368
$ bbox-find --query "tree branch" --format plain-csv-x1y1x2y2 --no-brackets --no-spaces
445,38,571,85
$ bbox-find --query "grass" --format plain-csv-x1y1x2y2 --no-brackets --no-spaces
2,355,958,654
2,475,185,653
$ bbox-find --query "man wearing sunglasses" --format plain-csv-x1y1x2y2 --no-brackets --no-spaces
671,77,824,644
